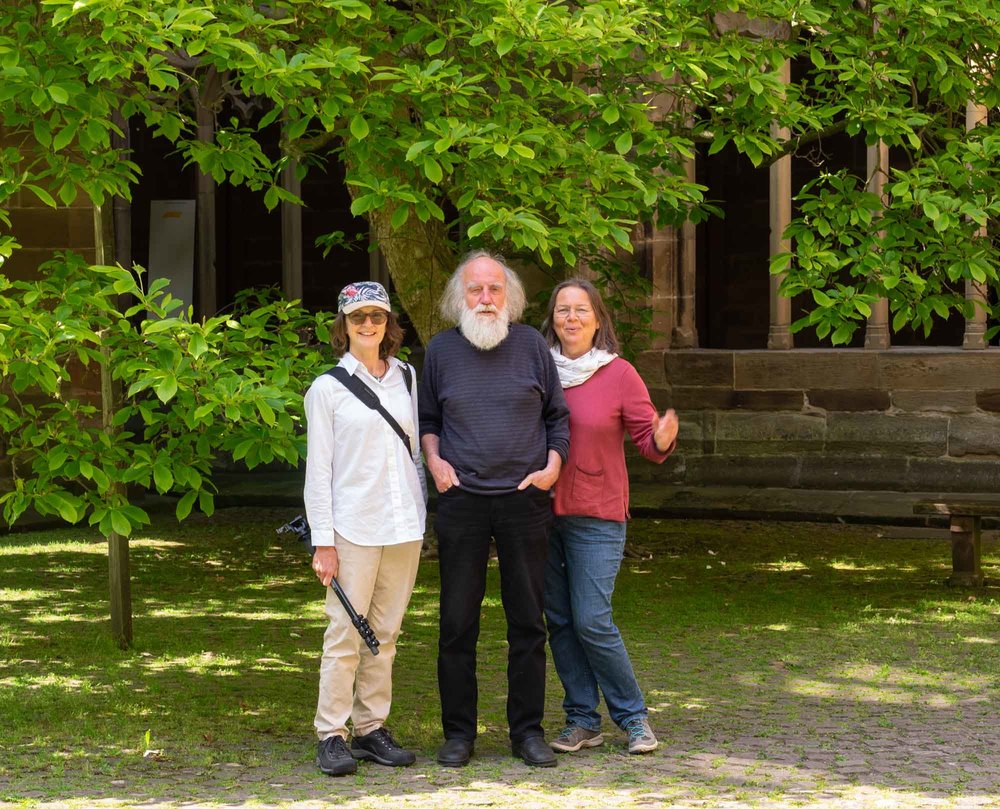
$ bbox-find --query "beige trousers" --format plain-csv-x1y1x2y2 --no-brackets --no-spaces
314,535,422,740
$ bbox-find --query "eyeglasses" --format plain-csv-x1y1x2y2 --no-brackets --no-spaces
553,306,593,319
346,310,388,325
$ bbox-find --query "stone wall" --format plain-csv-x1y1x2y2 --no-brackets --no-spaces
1,139,96,280
634,348,1000,492
1,127,96,501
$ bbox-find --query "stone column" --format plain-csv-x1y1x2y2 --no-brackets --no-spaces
645,221,676,350
280,159,303,301
864,141,891,349
192,68,221,319
194,103,217,318
767,59,793,350
673,155,699,347
963,101,989,350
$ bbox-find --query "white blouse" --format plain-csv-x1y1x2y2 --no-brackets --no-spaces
303,353,427,547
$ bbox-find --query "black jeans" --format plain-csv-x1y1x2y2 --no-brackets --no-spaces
435,486,553,743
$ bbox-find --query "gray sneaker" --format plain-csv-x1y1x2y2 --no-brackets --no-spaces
549,725,604,753
624,717,658,754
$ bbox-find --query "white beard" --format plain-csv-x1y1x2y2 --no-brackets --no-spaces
460,305,511,351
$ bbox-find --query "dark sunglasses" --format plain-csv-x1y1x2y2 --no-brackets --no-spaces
346,310,388,325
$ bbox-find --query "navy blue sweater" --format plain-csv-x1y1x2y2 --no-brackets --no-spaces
419,324,570,495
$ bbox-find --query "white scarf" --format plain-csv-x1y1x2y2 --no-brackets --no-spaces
551,347,617,389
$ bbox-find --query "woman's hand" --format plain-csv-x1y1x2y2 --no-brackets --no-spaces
312,546,339,586
652,408,679,453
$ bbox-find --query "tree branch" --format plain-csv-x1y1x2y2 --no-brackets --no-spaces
764,119,851,165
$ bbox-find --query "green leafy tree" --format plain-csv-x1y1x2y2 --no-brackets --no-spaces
0,255,333,536
8,1,999,345
5,0,1000,642
3,0,1000,362
3,0,715,343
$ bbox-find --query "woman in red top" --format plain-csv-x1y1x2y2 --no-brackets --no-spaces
540,278,678,756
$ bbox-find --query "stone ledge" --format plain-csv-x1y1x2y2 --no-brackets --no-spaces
627,482,1000,526
735,351,880,390
807,389,890,412
825,413,948,457
948,415,1000,457
891,390,977,413
715,412,825,455
879,352,1000,391
665,351,733,387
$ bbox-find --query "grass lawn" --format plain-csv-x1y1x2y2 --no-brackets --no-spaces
1,508,998,809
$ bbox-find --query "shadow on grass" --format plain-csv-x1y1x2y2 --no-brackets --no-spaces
1,510,999,806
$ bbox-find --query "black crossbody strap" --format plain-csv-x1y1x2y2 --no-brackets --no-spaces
325,364,413,451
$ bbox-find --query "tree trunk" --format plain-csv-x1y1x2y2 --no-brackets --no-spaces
94,202,132,649
365,203,456,347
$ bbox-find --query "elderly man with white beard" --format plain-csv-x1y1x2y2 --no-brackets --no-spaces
419,250,570,769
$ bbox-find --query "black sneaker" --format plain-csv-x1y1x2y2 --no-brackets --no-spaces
317,735,358,776
351,727,416,767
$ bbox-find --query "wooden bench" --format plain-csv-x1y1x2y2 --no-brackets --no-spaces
912,498,996,586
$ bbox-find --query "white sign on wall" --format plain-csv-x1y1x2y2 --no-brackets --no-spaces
148,199,196,311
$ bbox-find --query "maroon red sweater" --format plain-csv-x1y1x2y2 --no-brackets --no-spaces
552,358,673,522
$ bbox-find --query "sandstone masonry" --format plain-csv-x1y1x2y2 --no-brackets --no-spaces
635,348,1000,492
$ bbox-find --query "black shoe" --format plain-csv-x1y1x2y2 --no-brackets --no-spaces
512,736,557,767
436,737,474,767
351,727,416,767
317,735,358,776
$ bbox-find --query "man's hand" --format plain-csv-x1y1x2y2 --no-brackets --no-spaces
312,546,339,586
423,434,461,494
653,408,679,453
517,450,563,491
427,454,460,493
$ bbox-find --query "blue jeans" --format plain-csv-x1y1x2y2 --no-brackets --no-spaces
544,516,647,731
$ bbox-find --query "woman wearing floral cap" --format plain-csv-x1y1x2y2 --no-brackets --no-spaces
304,281,427,776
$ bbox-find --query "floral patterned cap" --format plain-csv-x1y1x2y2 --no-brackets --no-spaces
338,281,391,315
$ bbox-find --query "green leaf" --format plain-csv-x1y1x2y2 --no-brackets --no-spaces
156,375,178,403
26,184,56,208
48,85,69,104
350,194,375,216
350,114,370,141
601,106,620,124
257,399,276,426
405,140,432,161
426,38,446,56
423,158,443,184
199,490,215,517
153,464,174,494
50,493,80,524
189,333,208,358
614,132,633,155
48,445,69,472
390,205,410,230
496,33,515,57
110,509,132,537
831,324,854,345
176,490,197,522
53,123,78,151
812,289,833,306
